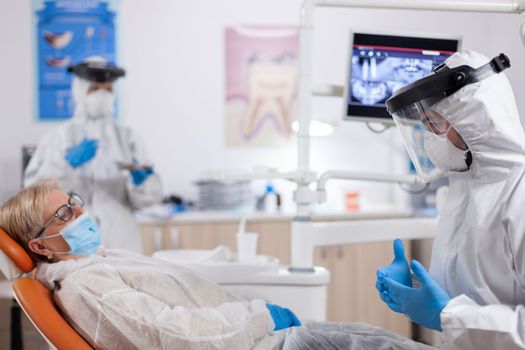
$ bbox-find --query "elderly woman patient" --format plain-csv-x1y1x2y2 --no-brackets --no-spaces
0,181,434,350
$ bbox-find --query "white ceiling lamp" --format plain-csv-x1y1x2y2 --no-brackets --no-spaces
292,120,334,137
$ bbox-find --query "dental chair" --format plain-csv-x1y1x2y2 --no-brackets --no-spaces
0,227,93,350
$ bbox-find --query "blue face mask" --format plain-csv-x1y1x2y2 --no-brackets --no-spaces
42,212,101,256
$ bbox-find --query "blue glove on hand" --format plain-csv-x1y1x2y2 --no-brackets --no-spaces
266,303,301,331
130,167,154,186
65,138,98,168
376,239,412,312
384,260,450,331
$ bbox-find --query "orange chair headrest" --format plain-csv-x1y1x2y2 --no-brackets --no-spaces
0,227,35,273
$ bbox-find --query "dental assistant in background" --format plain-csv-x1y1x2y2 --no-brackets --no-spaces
376,49,525,350
24,56,162,252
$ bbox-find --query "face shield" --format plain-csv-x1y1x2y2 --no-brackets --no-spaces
386,53,510,181
67,61,125,83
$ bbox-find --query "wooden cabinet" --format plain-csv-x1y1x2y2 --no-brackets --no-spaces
314,242,411,336
141,221,292,263
140,218,412,338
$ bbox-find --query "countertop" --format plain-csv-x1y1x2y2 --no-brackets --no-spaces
136,206,431,225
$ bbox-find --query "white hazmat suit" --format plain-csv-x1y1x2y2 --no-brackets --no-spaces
426,50,525,349
25,63,162,252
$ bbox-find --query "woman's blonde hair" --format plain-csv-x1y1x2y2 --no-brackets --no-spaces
0,181,59,262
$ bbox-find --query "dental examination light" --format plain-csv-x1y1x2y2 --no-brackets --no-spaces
291,120,334,137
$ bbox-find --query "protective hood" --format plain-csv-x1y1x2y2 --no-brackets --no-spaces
432,50,525,182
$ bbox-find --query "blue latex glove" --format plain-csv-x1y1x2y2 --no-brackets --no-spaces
130,167,154,186
266,303,301,331
376,239,411,311
384,260,450,331
65,139,98,168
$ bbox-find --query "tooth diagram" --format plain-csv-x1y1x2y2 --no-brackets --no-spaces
43,31,74,49
46,56,71,68
243,55,298,139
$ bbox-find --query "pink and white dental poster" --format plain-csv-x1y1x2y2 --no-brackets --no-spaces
225,25,299,147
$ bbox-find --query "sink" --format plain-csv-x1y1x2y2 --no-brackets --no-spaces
152,246,280,282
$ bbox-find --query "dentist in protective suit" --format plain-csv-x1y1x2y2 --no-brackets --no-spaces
376,49,525,350
25,56,162,252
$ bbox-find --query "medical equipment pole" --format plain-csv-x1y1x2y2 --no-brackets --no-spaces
291,0,525,270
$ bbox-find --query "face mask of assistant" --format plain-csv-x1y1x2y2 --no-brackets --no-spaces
85,89,114,119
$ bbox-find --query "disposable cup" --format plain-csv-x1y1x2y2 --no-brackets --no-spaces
236,232,258,263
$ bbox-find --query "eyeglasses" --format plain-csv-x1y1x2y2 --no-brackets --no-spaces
420,109,451,135
34,192,84,239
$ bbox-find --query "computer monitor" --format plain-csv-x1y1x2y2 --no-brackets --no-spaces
343,31,461,123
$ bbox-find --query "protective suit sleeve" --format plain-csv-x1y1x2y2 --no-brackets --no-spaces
54,267,275,349
441,294,525,350
123,129,163,208
24,130,81,188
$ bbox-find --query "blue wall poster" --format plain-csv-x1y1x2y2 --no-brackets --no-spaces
34,0,118,121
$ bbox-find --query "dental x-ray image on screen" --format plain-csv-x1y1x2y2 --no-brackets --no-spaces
344,32,460,123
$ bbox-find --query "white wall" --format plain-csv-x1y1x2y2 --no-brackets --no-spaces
1,0,524,210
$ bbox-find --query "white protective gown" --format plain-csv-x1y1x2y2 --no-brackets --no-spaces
36,249,435,350
24,77,162,252
36,249,277,350
427,50,525,349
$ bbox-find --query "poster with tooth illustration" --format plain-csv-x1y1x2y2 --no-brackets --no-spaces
34,0,118,121
225,26,299,147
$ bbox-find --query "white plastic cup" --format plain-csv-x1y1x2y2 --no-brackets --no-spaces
236,232,258,263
